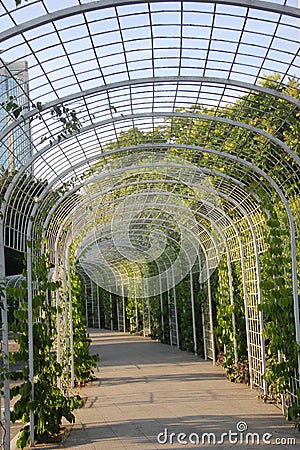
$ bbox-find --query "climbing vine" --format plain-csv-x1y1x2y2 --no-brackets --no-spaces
176,275,194,352
7,234,83,449
214,255,233,362
214,255,249,384
69,247,99,386
1,97,81,147
259,199,298,402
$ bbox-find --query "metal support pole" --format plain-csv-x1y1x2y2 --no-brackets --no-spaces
166,275,172,346
91,281,95,328
189,269,197,355
96,284,101,329
66,253,74,389
54,245,61,388
116,295,120,331
206,258,216,365
67,276,74,389
195,245,208,360
278,350,287,415
141,281,146,337
238,238,253,388
62,262,69,380
253,237,268,396
0,386,1,448
173,285,179,348
171,267,179,348
26,241,35,447
122,284,126,333
110,293,113,330
85,282,88,328
0,219,10,450
134,280,139,333
146,279,151,337
202,300,208,360
159,274,164,343
225,246,238,364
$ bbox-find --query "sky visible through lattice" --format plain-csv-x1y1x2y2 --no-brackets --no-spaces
1,0,299,183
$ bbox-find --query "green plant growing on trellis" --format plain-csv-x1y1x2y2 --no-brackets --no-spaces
213,255,249,384
68,247,99,386
214,255,234,361
99,287,111,329
175,276,194,352
1,97,81,147
149,294,161,340
195,278,210,358
126,293,145,335
7,235,83,449
231,261,248,364
258,199,298,400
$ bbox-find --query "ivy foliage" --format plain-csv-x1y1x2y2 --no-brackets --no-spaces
1,97,81,147
69,247,99,386
258,197,298,402
7,236,83,449
214,257,249,384
175,275,195,353
214,256,233,359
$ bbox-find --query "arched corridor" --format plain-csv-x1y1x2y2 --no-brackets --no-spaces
1,0,300,448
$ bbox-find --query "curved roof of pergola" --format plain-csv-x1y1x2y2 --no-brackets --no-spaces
0,0,299,295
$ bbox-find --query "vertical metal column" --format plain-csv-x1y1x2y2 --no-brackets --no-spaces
62,260,69,381
109,293,113,330
171,266,179,348
198,243,215,364
85,282,88,328
116,294,120,331
166,273,173,346
206,257,216,365
252,229,268,396
66,254,75,389
159,274,164,343
134,279,139,333
142,281,146,337
26,240,35,447
0,219,10,450
189,269,197,355
146,278,151,337
238,237,253,388
96,284,101,329
202,299,208,360
122,284,126,333
225,246,238,364
91,281,95,328
278,350,287,414
196,249,206,360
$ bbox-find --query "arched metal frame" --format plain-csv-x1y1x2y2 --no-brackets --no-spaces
1,0,300,448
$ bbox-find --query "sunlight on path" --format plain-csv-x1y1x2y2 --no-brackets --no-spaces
63,330,299,449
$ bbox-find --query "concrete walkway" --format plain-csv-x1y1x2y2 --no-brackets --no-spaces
62,329,298,449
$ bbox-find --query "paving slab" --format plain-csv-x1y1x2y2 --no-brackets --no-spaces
9,329,298,449
59,329,300,449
